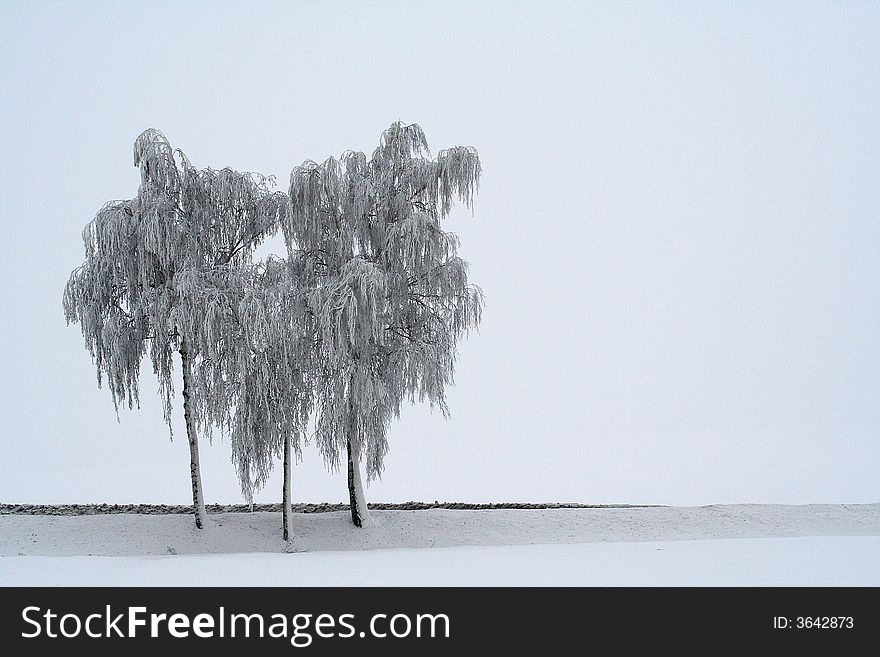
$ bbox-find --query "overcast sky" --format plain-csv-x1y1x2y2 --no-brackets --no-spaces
1,1,877,506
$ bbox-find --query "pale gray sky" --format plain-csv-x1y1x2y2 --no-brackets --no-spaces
1,0,877,505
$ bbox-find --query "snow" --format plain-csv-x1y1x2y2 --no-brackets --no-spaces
2,537,878,586
1,504,878,586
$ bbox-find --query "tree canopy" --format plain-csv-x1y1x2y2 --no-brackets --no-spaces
63,129,292,527
286,122,483,523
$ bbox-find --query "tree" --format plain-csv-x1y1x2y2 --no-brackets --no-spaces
286,122,483,527
63,129,289,529
228,256,314,541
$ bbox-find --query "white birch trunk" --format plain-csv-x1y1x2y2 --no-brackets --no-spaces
347,438,372,527
282,431,292,541
180,344,207,529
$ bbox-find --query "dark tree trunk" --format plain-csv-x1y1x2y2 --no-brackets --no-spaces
346,436,372,527
347,438,362,528
346,377,370,528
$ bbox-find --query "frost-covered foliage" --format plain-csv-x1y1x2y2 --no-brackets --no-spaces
62,130,301,524
287,122,483,483
228,256,315,500
63,124,482,529
63,129,290,431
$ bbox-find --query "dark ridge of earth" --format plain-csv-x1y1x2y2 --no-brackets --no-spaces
0,502,659,516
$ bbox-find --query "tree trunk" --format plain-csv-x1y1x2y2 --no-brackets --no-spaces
347,437,371,527
180,343,207,530
282,432,292,541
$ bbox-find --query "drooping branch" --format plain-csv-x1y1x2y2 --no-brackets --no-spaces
284,122,483,483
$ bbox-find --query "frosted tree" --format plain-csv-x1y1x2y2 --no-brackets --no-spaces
286,122,483,527
63,129,289,529
228,256,314,540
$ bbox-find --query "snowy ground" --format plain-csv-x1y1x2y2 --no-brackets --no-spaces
3,537,878,586
1,504,878,586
